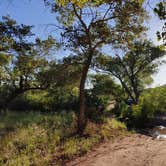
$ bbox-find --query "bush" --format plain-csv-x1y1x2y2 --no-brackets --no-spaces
113,86,166,129
7,86,79,112
113,101,147,128
113,102,133,126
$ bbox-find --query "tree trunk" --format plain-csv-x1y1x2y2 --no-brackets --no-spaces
131,78,139,104
119,79,136,103
133,85,140,104
77,53,93,135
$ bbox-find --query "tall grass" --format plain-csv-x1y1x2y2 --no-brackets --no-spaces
0,111,127,166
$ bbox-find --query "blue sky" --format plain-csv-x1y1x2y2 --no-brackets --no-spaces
0,0,165,87
0,0,56,38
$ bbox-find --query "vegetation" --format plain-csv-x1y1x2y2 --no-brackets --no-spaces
0,0,166,165
0,111,127,165
98,41,165,103
113,85,166,128
154,1,166,45
0,16,57,109
44,0,147,134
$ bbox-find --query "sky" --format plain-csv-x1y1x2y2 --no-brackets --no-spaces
0,0,165,87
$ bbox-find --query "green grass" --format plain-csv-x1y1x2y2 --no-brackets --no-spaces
0,111,44,129
0,111,127,166
101,118,127,140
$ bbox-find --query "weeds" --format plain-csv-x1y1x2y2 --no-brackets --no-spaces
0,111,127,166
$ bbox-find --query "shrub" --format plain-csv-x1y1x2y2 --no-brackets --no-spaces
114,99,154,128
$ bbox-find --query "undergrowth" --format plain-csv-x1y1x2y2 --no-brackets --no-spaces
0,111,127,166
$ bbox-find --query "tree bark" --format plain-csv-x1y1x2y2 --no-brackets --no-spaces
77,53,93,135
130,77,140,104
118,78,135,103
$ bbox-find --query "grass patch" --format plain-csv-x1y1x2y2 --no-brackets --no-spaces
101,118,127,140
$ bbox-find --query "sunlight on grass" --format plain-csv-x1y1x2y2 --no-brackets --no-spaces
0,111,127,165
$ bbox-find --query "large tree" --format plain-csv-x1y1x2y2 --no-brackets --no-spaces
0,16,57,108
45,0,147,134
100,41,165,104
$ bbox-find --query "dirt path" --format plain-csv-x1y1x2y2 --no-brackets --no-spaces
67,134,166,166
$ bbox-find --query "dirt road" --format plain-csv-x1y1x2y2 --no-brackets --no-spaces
67,134,166,166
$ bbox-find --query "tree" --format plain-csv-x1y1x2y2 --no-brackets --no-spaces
48,0,145,7
0,16,57,108
90,74,123,103
45,0,147,135
154,1,166,45
100,41,165,104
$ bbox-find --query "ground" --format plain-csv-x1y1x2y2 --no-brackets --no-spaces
67,134,166,166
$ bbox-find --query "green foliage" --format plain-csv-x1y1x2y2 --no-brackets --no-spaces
0,111,127,165
85,74,123,123
54,0,145,8
154,2,166,20
141,86,166,115
103,118,126,130
114,100,151,128
0,111,76,166
0,53,11,84
0,125,57,166
45,0,147,134
114,85,166,128
154,1,166,45
101,41,165,103
48,85,79,111
114,102,133,126
91,74,123,100
0,16,57,109
0,111,43,129
1,0,148,135
0,3,165,163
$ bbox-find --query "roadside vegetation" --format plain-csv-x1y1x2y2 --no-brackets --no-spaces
0,111,127,166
